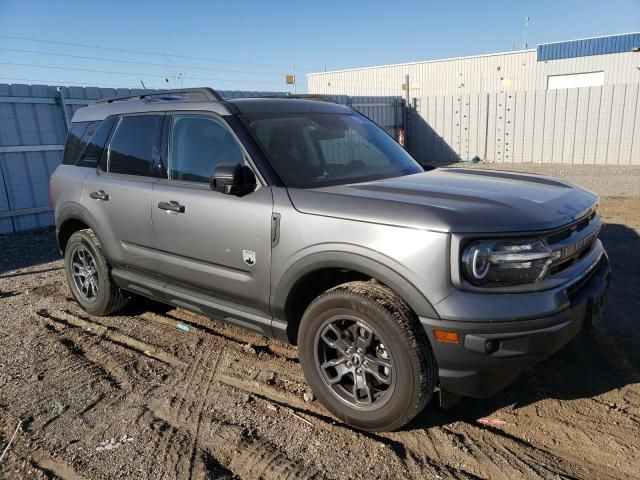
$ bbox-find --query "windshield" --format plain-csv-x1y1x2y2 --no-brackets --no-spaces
241,112,423,188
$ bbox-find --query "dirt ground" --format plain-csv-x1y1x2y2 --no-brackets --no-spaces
1,167,639,479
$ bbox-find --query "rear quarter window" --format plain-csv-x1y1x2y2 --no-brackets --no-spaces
80,116,117,168
62,117,118,168
62,122,89,165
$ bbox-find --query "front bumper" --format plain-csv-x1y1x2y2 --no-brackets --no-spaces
420,253,610,399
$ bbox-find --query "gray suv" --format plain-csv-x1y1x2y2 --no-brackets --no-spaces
50,88,610,431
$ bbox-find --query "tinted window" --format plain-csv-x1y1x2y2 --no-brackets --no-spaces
62,122,89,165
170,115,244,183
242,113,422,188
80,116,117,168
109,115,162,176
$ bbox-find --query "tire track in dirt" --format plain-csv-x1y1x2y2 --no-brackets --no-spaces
140,308,299,362
150,347,208,479
14,329,121,430
137,339,329,479
32,456,89,480
34,308,186,369
148,403,326,480
28,308,175,433
395,416,601,480
211,363,472,479
186,347,223,480
31,300,253,479
453,421,616,479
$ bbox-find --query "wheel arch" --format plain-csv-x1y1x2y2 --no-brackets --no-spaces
272,251,439,344
56,203,109,258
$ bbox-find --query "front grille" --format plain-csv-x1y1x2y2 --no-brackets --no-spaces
544,210,599,277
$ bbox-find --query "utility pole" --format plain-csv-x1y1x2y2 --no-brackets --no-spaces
292,65,296,94
524,16,530,49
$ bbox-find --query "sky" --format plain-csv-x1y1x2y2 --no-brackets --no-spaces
0,0,638,93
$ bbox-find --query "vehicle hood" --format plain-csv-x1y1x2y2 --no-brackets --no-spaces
286,168,598,233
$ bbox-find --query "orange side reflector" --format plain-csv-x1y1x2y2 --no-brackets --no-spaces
433,329,459,344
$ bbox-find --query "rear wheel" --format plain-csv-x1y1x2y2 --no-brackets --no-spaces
298,281,437,431
64,229,128,316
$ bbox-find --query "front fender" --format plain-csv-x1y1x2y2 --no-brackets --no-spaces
272,249,440,327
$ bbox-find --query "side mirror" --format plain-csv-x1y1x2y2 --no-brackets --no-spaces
210,163,257,196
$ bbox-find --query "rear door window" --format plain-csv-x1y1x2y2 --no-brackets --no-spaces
108,115,163,176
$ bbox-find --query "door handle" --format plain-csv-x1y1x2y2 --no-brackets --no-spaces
90,190,109,201
158,201,185,213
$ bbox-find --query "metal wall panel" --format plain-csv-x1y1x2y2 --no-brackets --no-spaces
512,91,526,162
573,87,590,164
495,92,507,163
408,84,639,166
562,88,579,164
467,94,480,159
607,84,627,164
522,91,537,164
595,86,615,165
485,93,497,161
632,84,640,165
551,88,567,164
583,87,602,164
619,83,639,165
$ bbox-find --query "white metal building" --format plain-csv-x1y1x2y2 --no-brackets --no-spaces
308,33,640,97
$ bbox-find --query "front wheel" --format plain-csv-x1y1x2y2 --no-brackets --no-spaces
298,281,437,431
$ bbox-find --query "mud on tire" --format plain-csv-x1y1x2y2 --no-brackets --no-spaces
297,280,437,432
64,229,128,316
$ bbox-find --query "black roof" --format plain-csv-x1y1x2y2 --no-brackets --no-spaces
226,97,353,114
74,88,354,122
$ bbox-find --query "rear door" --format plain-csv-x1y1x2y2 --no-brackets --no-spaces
151,113,273,315
82,114,163,274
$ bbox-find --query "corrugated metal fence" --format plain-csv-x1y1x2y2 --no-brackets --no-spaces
0,84,403,234
409,84,640,166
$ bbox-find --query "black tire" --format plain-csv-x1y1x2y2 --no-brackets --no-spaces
298,280,437,432
64,229,128,316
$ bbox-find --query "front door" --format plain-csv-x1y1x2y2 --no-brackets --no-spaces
151,113,273,315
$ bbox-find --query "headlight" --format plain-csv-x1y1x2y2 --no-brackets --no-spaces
461,238,555,287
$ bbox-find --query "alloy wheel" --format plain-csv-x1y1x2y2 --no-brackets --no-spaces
71,245,99,300
314,316,396,410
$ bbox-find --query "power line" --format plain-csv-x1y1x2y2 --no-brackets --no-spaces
0,34,319,70
0,62,287,85
0,76,139,88
0,47,284,76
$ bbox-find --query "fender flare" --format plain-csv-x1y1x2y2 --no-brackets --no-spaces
55,202,110,258
272,250,439,324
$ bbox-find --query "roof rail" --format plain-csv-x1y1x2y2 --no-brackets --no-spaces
95,87,222,104
254,94,337,103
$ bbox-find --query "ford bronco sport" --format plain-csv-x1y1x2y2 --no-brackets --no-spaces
50,88,610,432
